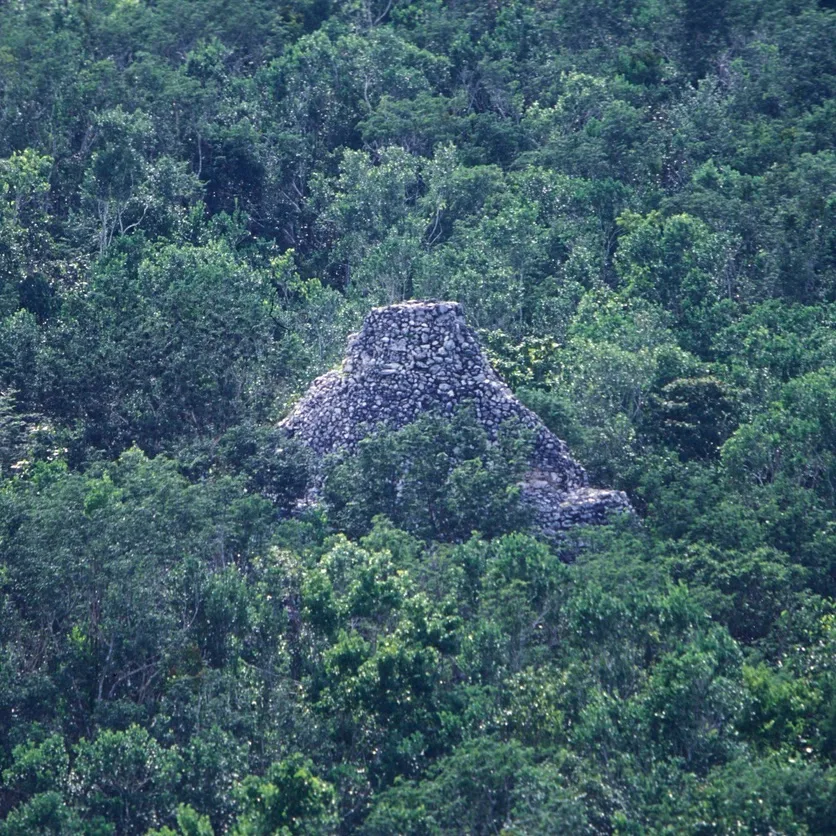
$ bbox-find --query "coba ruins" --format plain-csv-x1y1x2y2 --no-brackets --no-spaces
280,300,632,536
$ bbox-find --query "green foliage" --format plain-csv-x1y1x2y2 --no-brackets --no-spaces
232,755,337,835
645,376,741,460
72,725,180,833
147,805,214,836
362,738,587,835
0,791,87,836
214,424,312,511
323,406,533,541
0,0,834,832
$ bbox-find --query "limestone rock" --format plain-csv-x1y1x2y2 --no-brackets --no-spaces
280,301,632,534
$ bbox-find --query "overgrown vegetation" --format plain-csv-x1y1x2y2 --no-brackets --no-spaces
0,0,835,832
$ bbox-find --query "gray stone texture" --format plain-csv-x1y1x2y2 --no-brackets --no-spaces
280,301,632,535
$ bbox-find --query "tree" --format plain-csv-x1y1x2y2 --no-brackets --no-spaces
232,755,337,836
615,210,738,356
323,406,533,541
72,725,180,833
0,149,57,320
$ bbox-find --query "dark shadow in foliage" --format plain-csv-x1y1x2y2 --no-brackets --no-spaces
215,424,312,514
643,376,741,461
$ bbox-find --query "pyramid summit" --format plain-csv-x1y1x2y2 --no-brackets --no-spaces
280,301,631,535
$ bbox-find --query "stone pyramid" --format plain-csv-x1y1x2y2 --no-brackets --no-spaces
280,301,631,535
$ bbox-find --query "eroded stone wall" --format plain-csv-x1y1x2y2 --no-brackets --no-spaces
280,301,632,534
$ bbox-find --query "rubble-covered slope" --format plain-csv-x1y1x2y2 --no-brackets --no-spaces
281,301,631,535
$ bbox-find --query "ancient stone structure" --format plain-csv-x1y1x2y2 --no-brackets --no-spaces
280,300,631,535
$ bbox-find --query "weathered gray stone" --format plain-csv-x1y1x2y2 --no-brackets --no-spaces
280,300,632,535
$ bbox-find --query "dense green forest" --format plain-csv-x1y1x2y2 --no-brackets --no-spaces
1,0,835,832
